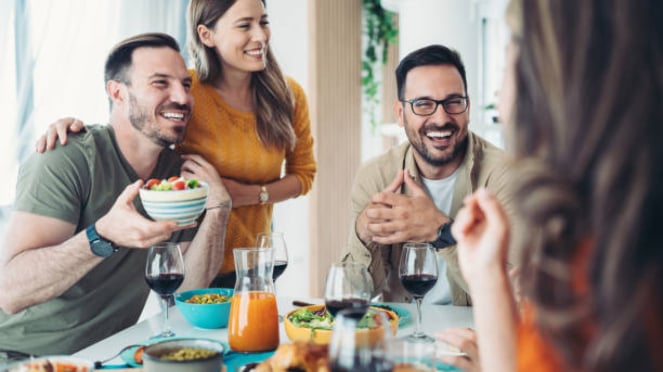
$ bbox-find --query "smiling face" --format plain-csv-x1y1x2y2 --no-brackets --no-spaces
122,47,193,147
395,64,470,179
199,0,270,76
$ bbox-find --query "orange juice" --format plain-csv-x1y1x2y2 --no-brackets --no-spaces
228,291,279,352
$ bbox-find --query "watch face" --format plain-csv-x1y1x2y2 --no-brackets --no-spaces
259,188,269,203
91,240,115,257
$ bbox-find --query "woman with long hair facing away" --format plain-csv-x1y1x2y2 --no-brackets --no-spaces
452,0,663,371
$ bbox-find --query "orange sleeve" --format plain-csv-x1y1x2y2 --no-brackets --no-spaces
517,305,565,372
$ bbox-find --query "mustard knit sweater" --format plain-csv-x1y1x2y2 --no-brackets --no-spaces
178,71,316,274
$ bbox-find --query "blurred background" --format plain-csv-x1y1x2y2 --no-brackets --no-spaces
0,0,509,310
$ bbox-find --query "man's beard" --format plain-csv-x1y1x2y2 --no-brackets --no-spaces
128,93,185,147
405,119,468,167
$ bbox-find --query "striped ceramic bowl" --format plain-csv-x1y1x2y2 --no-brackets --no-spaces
139,182,208,225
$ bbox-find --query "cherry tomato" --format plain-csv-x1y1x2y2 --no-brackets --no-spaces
172,181,186,190
144,178,160,190
168,176,180,182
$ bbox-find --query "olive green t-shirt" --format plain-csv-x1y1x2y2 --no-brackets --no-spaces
0,124,194,355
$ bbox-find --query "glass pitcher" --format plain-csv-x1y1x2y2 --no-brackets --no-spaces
228,247,280,352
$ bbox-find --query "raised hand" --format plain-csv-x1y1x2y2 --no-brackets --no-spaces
94,180,181,248
359,169,448,245
451,188,510,287
35,117,85,152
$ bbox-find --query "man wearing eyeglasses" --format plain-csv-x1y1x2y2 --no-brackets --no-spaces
343,44,518,305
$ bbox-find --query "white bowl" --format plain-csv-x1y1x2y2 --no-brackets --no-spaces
143,338,225,372
5,356,94,371
139,182,208,225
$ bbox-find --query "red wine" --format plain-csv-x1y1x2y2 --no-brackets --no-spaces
272,260,288,281
400,274,437,298
325,298,369,317
145,273,184,295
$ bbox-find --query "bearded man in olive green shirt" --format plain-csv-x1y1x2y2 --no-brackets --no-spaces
0,33,231,355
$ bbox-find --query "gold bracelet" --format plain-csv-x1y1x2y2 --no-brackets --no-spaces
206,200,232,210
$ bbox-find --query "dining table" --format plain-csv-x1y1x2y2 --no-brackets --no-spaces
73,297,474,371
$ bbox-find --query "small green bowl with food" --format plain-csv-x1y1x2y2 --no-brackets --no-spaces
175,288,233,329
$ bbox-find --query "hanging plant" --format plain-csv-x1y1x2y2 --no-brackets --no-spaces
362,0,398,131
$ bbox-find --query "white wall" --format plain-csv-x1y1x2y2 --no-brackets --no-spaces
267,0,312,298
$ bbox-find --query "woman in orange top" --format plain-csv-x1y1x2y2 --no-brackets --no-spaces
449,0,663,371
184,0,315,285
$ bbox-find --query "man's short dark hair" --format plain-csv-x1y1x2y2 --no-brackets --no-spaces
395,44,468,100
104,32,180,86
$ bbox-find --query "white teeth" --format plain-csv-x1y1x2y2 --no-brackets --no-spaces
246,49,263,56
427,130,452,139
162,112,184,120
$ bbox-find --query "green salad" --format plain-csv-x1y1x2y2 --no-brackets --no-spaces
287,307,390,330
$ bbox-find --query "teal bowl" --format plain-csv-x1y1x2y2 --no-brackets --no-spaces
175,288,233,329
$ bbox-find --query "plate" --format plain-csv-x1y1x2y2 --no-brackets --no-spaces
5,356,93,371
224,350,274,372
119,337,226,368
119,337,274,370
370,302,411,328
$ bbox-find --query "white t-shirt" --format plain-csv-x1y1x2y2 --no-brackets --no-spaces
420,170,458,305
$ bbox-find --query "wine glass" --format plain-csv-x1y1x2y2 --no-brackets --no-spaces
384,338,436,372
328,308,393,372
324,262,373,317
255,232,289,282
399,242,438,343
145,242,185,338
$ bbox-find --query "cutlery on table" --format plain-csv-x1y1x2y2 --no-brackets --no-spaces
93,344,140,368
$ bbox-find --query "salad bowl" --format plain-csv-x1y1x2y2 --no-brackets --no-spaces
284,304,398,345
139,177,208,225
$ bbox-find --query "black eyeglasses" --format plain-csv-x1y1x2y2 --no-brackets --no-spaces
400,96,469,116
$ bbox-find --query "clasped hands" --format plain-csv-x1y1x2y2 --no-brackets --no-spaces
356,169,449,245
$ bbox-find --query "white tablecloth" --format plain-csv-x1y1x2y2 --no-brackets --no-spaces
73,297,473,366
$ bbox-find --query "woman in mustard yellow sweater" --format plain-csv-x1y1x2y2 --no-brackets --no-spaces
36,0,316,287
185,0,316,286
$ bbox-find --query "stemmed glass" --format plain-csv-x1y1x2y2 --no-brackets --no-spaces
255,232,289,282
328,308,393,372
399,242,438,343
145,242,185,338
324,262,373,317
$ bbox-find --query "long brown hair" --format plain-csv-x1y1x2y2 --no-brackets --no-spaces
507,0,663,370
187,0,296,151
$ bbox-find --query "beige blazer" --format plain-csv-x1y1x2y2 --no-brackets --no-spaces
343,132,519,306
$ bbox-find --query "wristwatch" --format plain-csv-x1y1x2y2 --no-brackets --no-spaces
259,185,269,205
86,224,118,257
430,220,456,250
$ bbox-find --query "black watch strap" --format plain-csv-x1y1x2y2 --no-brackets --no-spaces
86,224,118,257
431,219,456,250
